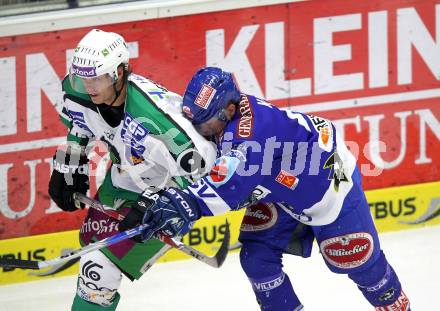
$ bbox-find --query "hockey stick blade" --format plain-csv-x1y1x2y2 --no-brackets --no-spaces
213,220,230,267
74,192,230,268
0,258,40,270
158,220,230,268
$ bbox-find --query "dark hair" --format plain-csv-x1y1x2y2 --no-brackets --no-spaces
118,63,132,85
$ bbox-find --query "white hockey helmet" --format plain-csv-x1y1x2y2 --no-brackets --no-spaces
69,29,129,93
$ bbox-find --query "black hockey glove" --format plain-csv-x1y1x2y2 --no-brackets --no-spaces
118,189,160,242
140,187,201,241
48,149,89,212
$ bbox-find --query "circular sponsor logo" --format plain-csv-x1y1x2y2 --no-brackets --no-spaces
320,232,374,269
240,202,278,232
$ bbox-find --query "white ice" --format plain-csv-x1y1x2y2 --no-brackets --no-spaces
0,226,439,311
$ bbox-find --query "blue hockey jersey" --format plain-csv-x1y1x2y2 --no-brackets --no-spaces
186,95,358,226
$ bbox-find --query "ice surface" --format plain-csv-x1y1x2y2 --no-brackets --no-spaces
0,226,438,310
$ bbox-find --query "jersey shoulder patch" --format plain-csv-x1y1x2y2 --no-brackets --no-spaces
306,114,334,152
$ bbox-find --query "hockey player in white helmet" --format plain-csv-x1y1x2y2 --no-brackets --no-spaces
48,29,216,310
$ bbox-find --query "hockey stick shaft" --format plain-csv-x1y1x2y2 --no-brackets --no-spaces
73,192,230,268
0,197,229,270
0,224,149,270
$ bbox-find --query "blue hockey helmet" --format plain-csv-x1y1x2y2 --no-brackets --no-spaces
182,67,241,125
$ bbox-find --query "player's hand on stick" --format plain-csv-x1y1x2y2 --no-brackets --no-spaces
118,189,159,242
141,188,201,240
120,188,201,241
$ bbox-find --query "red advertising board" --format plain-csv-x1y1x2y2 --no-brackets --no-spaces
0,0,439,239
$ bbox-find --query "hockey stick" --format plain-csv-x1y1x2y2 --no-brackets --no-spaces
73,193,230,268
0,223,149,270
0,196,230,270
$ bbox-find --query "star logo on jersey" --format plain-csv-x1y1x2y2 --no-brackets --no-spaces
275,170,299,190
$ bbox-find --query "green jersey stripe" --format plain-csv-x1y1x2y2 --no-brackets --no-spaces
128,81,195,160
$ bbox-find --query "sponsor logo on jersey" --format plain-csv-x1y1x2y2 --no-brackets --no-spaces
206,156,240,187
121,113,149,142
69,110,94,135
78,262,118,307
237,96,254,138
71,63,97,78
241,202,278,231
320,232,374,269
307,114,333,152
120,112,149,157
195,84,216,109
275,170,299,190
80,218,119,235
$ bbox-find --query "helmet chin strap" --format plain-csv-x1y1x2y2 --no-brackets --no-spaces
109,82,122,106
101,68,127,109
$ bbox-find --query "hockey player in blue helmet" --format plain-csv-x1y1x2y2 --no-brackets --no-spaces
180,67,241,136
125,67,411,311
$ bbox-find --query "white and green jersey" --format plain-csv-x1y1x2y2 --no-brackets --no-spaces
60,73,216,194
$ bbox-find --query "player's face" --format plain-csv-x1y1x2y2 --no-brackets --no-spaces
81,74,115,104
193,104,236,137
195,117,227,137
69,69,119,104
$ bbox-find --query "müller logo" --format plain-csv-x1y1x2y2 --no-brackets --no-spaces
71,64,97,77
